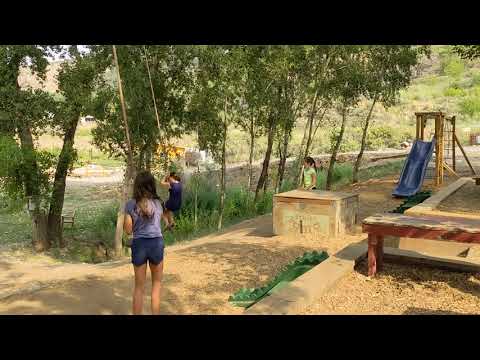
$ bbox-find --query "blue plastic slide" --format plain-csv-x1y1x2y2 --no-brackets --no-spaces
392,138,436,198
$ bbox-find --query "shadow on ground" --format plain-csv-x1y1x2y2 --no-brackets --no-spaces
0,261,13,272
403,307,469,315
0,273,183,315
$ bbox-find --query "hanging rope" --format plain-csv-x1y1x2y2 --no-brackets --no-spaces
112,45,134,175
142,46,172,172
142,46,163,139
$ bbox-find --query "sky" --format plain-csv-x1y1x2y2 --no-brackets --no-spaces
47,45,90,62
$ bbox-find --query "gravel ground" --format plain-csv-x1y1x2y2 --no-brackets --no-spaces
303,260,480,315
2,175,479,315
438,182,480,214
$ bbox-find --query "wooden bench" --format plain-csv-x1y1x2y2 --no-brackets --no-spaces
61,209,76,228
362,213,480,276
472,176,480,186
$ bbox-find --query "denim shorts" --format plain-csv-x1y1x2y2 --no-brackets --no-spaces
164,200,180,213
131,237,164,267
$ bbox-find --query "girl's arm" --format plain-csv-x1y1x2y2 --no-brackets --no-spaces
160,176,171,188
124,214,133,235
307,173,317,190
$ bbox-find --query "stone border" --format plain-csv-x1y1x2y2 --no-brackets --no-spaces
244,238,480,315
405,177,480,220
245,241,368,315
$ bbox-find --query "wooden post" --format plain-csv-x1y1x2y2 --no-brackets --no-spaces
434,115,440,186
439,114,444,185
420,115,425,140
452,116,456,172
376,235,384,272
416,115,421,140
368,233,378,277
455,134,477,175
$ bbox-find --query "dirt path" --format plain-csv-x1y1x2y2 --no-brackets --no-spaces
0,177,403,315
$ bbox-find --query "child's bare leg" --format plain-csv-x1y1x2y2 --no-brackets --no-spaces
168,211,175,226
162,212,170,227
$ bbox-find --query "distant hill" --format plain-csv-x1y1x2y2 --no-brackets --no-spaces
17,60,63,93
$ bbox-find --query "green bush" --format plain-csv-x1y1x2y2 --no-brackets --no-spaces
92,203,119,247
471,71,480,87
366,125,412,150
444,86,466,97
441,55,465,78
460,97,480,117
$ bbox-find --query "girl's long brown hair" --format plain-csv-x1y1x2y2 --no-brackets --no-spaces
133,171,161,218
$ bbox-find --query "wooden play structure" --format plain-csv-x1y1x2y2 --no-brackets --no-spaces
273,190,359,238
415,112,476,186
156,144,185,160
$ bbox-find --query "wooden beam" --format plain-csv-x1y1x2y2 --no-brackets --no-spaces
416,114,421,139
415,112,444,118
363,224,480,243
452,116,456,171
443,162,459,178
454,133,477,175
368,234,378,276
435,116,441,186
439,114,444,185
420,115,425,140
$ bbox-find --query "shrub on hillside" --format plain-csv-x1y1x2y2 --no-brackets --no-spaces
366,125,412,150
460,97,480,117
441,55,465,78
471,71,480,87
444,86,466,97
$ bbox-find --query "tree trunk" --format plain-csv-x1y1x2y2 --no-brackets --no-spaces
353,97,377,184
114,166,133,257
275,139,283,194
146,148,152,172
18,126,48,251
295,117,310,187
326,105,348,191
32,213,48,252
276,127,289,193
112,45,135,257
47,116,80,248
194,175,198,230
18,126,40,201
255,115,275,202
247,115,255,191
217,112,228,230
138,146,145,171
304,91,320,155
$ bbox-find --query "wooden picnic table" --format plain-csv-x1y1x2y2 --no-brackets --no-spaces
362,213,480,276
472,176,480,185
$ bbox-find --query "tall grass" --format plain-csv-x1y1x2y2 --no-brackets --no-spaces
1,159,405,263
84,160,405,252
